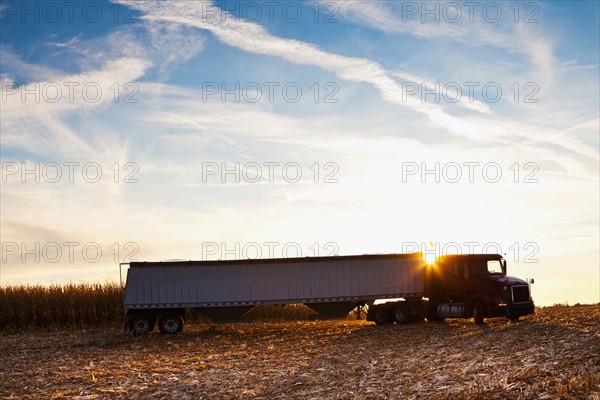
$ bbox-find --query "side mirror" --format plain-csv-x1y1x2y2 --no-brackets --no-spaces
531,278,535,284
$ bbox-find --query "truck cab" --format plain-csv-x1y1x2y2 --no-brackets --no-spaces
427,254,535,324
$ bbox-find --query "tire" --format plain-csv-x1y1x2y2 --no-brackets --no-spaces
129,314,155,335
372,306,391,326
158,313,184,334
473,301,485,325
509,316,520,322
393,304,411,324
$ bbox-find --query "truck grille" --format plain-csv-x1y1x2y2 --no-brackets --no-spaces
512,285,530,304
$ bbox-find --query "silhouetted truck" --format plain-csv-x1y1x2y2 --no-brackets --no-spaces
121,252,534,334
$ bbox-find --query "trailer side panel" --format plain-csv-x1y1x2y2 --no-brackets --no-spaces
124,254,424,309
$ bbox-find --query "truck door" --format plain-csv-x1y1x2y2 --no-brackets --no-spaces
446,260,472,302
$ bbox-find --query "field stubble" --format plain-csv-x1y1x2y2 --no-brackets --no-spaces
1,306,598,399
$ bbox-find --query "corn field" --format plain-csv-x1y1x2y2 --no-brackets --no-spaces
0,283,124,330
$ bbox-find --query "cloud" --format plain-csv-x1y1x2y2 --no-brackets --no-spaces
145,21,206,79
0,47,65,83
110,0,596,175
47,33,83,48
561,60,600,72
0,10,207,158
336,1,557,83
391,70,491,114
336,1,471,40
1,57,150,157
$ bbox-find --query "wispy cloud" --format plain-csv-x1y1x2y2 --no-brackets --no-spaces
47,33,83,49
0,47,65,83
391,70,491,114
115,0,596,175
336,1,471,40
0,11,207,158
1,57,150,157
561,60,600,71
336,1,557,83
145,21,206,79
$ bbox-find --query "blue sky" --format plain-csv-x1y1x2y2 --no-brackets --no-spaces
1,0,598,306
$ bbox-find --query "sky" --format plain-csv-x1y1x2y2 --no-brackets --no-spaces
0,0,598,306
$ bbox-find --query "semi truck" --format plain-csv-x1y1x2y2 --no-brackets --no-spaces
120,252,535,334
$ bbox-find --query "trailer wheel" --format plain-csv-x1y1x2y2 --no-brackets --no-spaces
393,304,410,324
129,314,155,335
473,301,485,325
372,306,391,326
158,313,184,334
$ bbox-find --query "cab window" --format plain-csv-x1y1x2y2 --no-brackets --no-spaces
487,260,503,274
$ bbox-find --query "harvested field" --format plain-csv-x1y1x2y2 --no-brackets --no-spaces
1,306,599,399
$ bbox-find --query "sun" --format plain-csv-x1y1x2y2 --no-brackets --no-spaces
424,251,437,264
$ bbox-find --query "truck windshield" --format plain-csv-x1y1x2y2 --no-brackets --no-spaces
487,260,504,275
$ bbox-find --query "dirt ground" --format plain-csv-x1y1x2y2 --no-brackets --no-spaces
1,306,599,399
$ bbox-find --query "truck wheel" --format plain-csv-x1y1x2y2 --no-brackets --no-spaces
509,316,521,322
158,313,184,334
393,304,410,324
129,314,155,335
473,301,485,325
